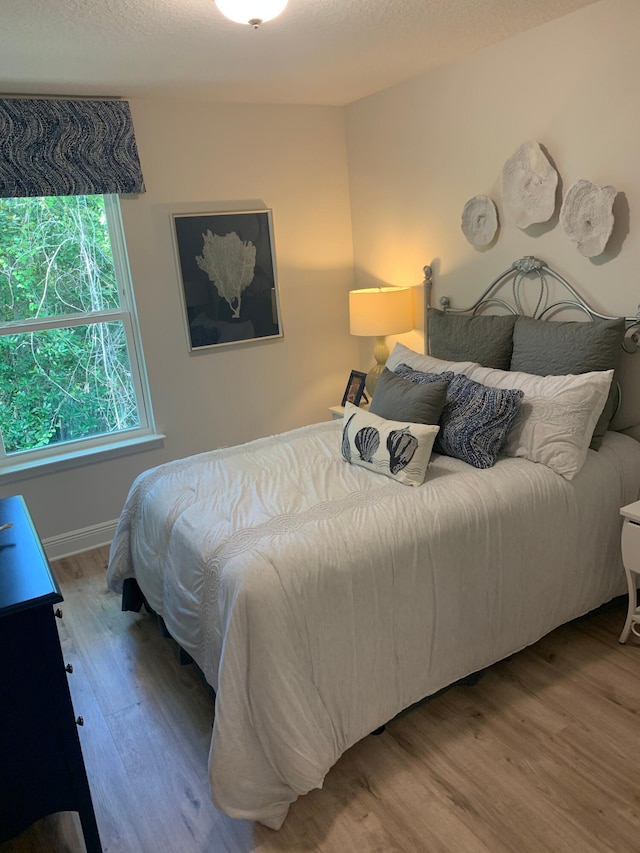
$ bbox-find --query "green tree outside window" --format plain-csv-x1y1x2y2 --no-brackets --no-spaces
0,195,149,459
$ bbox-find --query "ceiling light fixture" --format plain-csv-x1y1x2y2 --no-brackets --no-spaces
215,0,288,28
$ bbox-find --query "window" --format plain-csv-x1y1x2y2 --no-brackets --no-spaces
0,194,156,473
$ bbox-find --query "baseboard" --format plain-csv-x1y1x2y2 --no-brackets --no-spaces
43,519,118,561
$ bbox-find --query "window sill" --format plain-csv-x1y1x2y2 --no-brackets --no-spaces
0,432,166,483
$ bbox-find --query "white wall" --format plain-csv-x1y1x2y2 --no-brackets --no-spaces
9,0,640,546
346,0,640,337
0,100,358,543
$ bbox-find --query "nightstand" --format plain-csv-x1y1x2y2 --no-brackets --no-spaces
329,403,370,420
619,500,640,643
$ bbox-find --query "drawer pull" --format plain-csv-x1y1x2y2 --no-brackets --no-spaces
76,716,84,726
55,608,63,619
65,663,73,674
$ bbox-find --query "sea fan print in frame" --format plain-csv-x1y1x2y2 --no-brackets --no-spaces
172,208,283,351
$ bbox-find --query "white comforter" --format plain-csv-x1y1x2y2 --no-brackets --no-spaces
106,422,640,829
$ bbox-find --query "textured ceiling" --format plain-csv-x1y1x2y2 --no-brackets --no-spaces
1,0,598,105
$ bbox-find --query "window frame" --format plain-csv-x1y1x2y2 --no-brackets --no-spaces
0,194,161,478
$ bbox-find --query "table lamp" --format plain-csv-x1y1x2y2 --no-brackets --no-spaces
349,286,413,396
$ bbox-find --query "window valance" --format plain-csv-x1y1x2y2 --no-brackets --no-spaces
0,98,145,198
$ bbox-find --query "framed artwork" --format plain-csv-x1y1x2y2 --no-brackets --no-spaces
341,370,367,407
172,208,283,351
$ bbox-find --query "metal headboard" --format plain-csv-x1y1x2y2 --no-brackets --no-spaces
422,256,640,355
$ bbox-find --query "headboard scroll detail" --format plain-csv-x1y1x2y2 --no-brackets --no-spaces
427,256,640,354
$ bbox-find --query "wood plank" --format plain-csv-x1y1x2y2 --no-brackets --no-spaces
4,548,640,853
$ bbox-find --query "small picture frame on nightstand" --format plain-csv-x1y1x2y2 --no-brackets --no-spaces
341,370,367,407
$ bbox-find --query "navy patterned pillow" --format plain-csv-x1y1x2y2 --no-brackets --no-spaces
395,364,456,387
437,374,524,468
395,364,524,469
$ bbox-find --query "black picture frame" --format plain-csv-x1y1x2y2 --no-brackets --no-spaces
341,370,367,407
172,208,283,351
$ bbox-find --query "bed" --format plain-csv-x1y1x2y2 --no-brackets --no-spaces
106,257,640,829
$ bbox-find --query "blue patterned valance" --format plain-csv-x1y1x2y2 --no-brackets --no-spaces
0,98,145,198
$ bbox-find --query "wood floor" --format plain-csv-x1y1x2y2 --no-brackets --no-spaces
3,546,640,853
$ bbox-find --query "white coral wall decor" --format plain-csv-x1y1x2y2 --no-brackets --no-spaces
196,230,256,318
461,195,499,246
559,179,617,258
501,140,558,229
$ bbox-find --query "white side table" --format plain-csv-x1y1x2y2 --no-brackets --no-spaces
619,500,640,643
329,403,370,421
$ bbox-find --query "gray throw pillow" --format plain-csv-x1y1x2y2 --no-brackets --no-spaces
510,315,625,450
369,368,449,424
428,308,517,370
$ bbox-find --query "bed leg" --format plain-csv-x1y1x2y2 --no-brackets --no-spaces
370,725,386,736
121,578,145,612
156,614,171,637
179,647,194,665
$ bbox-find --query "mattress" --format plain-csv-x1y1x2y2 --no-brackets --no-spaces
106,421,640,829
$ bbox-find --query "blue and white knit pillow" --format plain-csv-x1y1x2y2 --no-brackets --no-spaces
395,364,523,469
394,364,456,389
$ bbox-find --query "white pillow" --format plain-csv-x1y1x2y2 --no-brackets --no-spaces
387,342,477,377
387,343,613,480
341,402,439,486
468,364,613,479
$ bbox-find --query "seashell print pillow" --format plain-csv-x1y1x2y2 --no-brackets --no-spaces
340,402,439,486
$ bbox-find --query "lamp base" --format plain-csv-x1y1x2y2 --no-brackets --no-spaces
365,363,385,398
365,335,390,397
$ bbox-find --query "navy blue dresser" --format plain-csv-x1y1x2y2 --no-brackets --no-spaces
0,495,102,852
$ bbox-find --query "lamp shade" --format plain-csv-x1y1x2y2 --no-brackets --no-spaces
215,0,288,25
349,287,413,337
